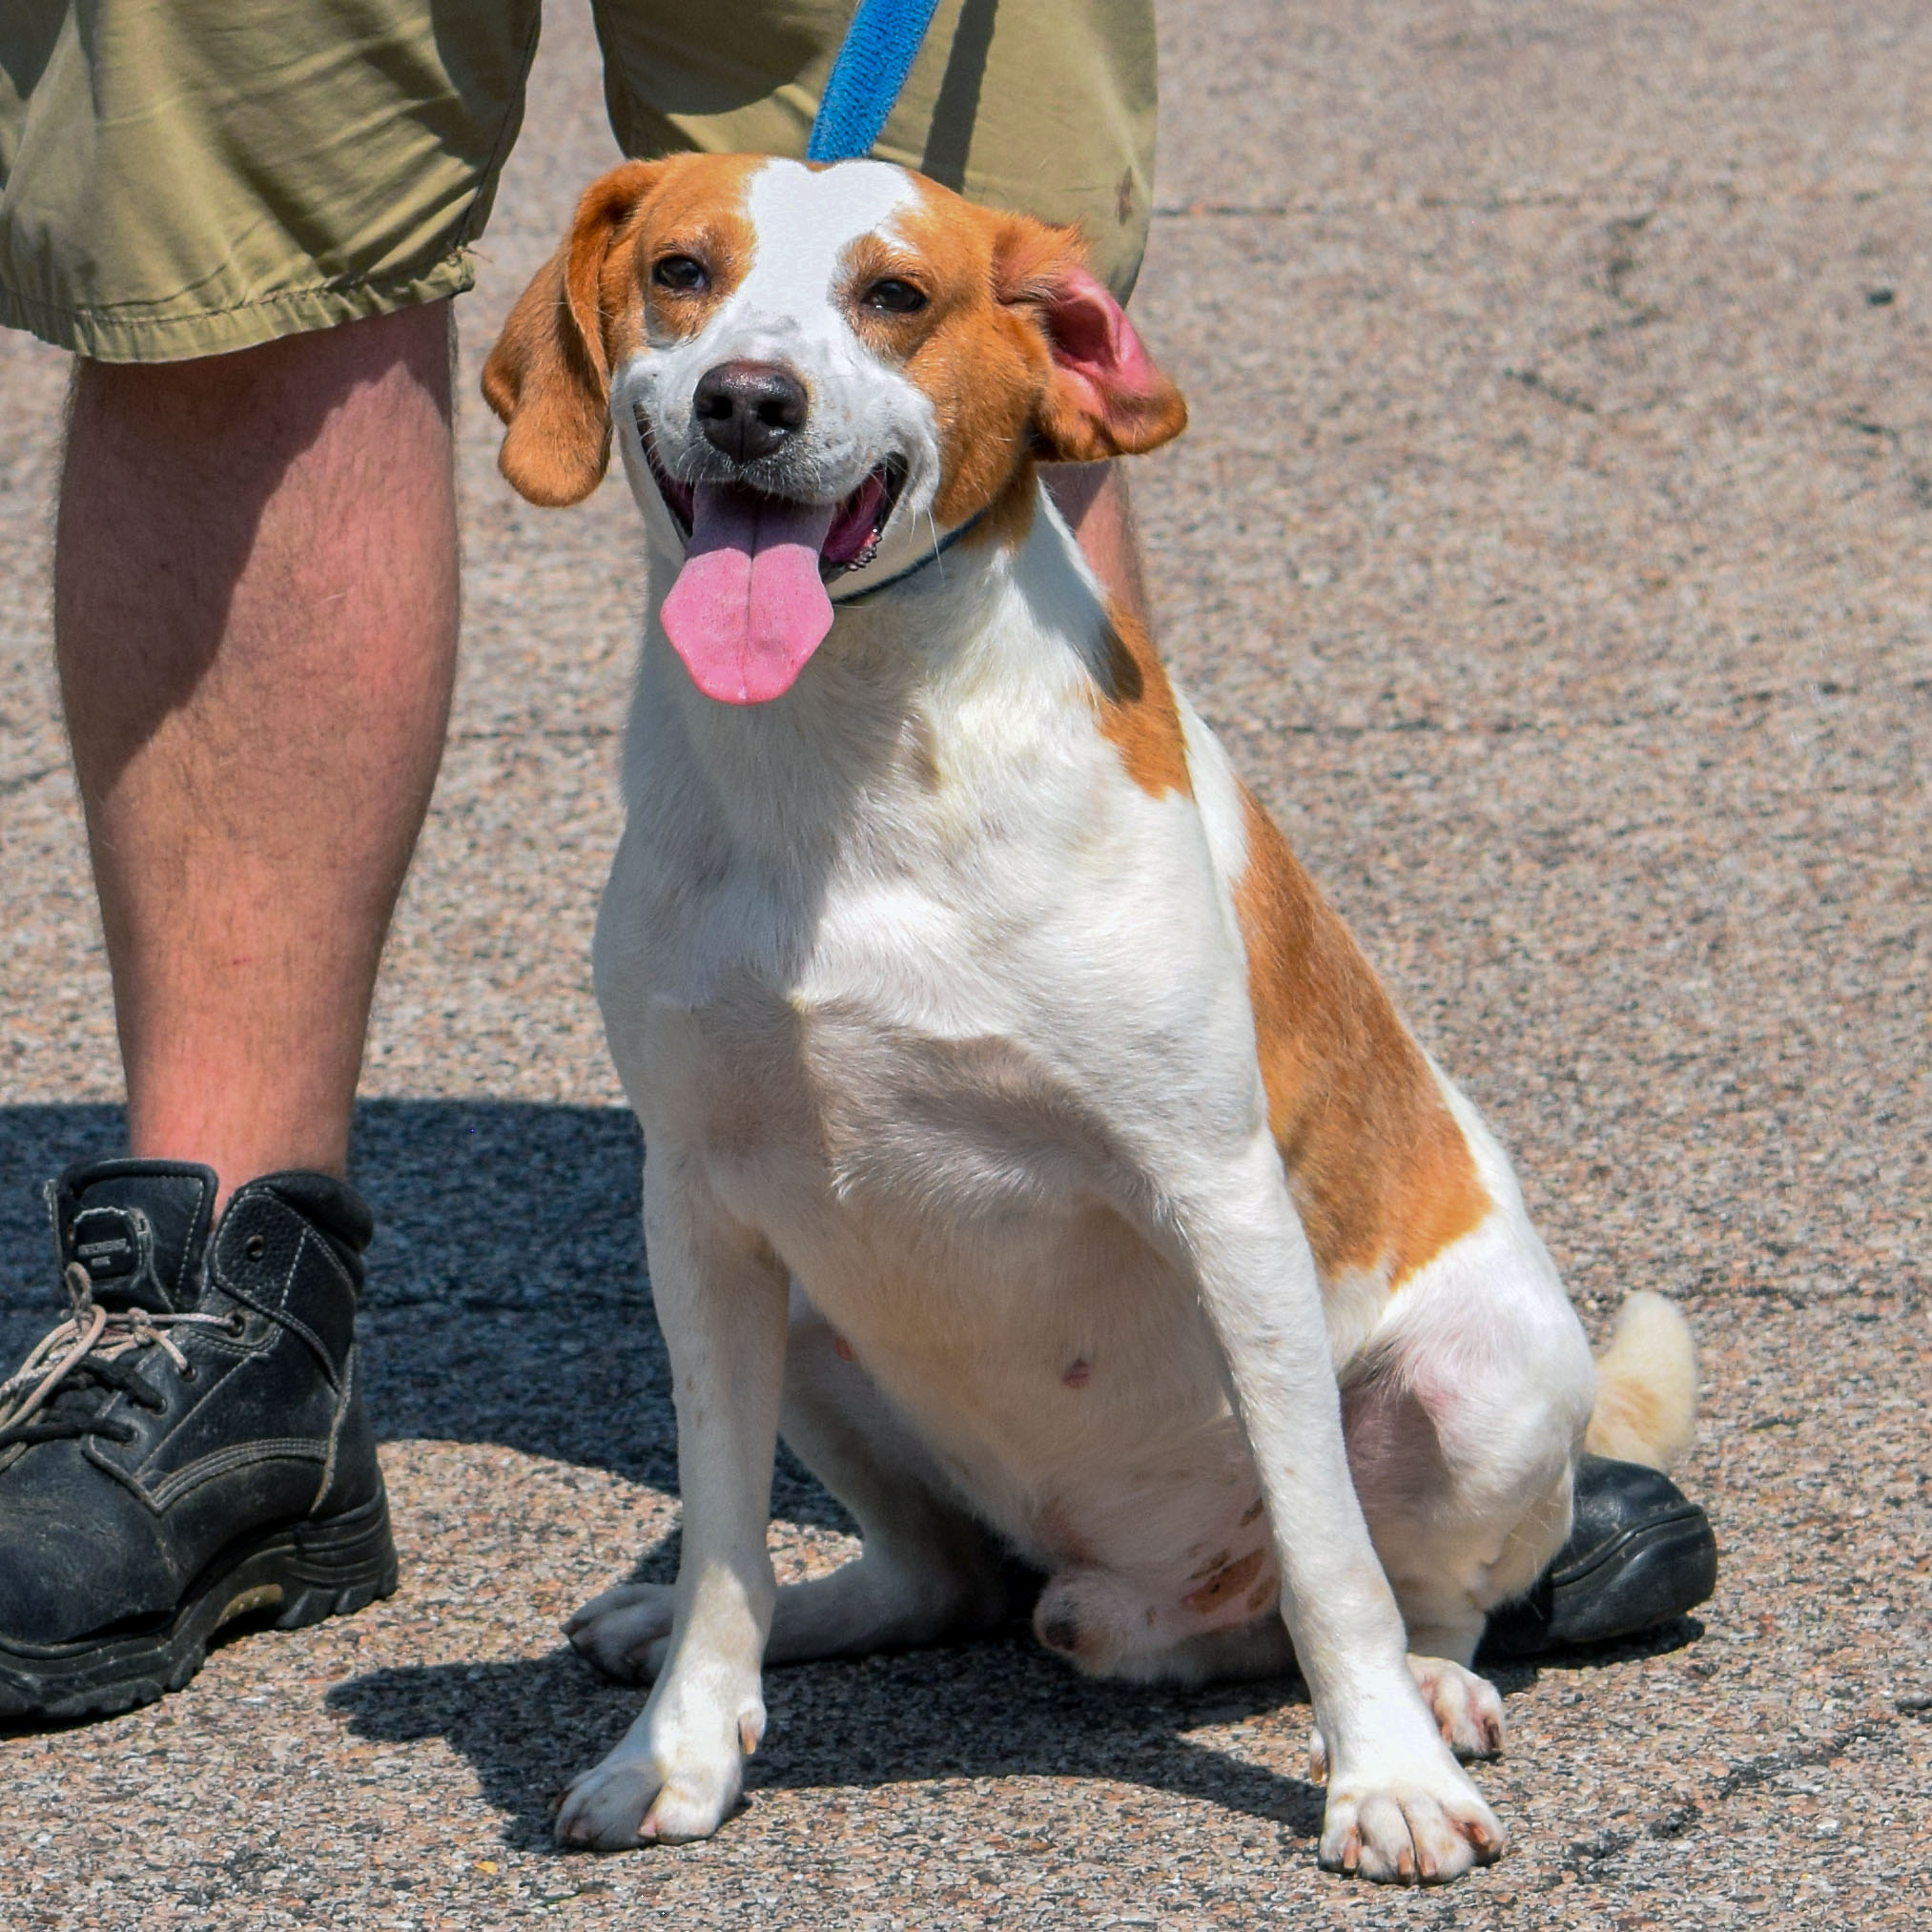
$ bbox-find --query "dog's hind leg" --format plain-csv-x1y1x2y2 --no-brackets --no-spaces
1329,1245,1594,1765
569,1286,1015,1683
772,1289,1020,1656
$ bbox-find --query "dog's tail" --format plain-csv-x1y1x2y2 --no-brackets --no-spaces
1583,1289,1697,1471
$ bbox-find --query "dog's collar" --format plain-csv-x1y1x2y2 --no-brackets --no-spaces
829,506,989,606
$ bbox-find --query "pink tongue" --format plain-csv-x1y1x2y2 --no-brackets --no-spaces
661,483,838,704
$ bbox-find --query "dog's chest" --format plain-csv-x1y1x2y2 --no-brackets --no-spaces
639,875,1133,1237
612,642,1241,1237
634,844,1256,1447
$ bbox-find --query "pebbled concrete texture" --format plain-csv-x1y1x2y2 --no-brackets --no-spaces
2,2,1928,1924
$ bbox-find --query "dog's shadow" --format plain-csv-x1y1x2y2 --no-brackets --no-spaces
325,1636,1326,1852
323,1605,1705,1853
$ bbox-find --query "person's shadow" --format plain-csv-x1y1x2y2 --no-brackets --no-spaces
0,1100,1694,1844
0,1099,678,1488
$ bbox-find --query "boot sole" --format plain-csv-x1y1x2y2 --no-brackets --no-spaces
0,1487,399,1721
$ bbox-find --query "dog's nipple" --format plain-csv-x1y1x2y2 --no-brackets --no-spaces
1062,1359,1092,1389
832,1334,855,1363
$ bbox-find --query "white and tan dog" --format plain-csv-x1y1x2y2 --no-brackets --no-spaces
483,154,1696,1884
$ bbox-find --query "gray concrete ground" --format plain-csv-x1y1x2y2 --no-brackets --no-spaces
3,2,1928,1925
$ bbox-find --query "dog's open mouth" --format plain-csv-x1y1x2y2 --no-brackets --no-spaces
640,420,906,583
637,417,906,707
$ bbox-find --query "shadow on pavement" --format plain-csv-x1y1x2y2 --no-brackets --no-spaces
0,1114,1317,1843
0,1099,843,1519
1481,1615,1707,1687
325,1638,1325,1852
0,1099,648,1326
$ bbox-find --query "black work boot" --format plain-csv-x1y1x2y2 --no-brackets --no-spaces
0,1159,398,1717
1482,1453,1718,1659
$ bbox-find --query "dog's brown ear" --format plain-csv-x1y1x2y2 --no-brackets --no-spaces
995,222,1187,463
483,161,664,506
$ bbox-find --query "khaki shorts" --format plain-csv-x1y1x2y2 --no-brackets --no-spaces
0,0,1155,362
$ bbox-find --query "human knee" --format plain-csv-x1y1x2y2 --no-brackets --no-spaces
71,304,454,458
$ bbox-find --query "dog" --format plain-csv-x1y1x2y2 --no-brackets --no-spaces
483,153,1697,1884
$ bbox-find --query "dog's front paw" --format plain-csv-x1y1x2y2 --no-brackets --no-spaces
554,1696,762,1850
1317,1753,1505,1885
565,1582,676,1684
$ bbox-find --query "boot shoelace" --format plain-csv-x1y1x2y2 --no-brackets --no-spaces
0,1263,242,1449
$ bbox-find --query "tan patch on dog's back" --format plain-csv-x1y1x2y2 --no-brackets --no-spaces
1093,604,1191,799
1233,787,1490,1288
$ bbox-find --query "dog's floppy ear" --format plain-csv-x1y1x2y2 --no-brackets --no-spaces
483,160,664,506
996,222,1187,463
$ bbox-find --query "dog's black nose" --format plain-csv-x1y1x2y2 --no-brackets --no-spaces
692,361,809,463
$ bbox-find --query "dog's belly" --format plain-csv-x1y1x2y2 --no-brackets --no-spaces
795,1203,1281,1648
658,988,1282,1636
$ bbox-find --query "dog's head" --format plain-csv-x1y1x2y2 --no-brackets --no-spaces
483,154,1185,704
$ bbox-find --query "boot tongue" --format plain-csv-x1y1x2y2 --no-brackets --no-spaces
660,483,838,705
51,1162,217,1313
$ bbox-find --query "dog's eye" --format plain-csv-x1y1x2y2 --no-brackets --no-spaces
862,277,927,316
652,256,709,294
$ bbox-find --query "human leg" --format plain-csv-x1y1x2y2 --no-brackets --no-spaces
56,304,460,1202
1,0,542,1715
1045,459,1153,631
6,0,545,1198
6,318,452,1701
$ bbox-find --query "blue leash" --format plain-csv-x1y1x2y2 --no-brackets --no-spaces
808,0,968,603
808,0,946,162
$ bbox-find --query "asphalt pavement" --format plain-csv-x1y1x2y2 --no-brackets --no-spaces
2,3,1928,1925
